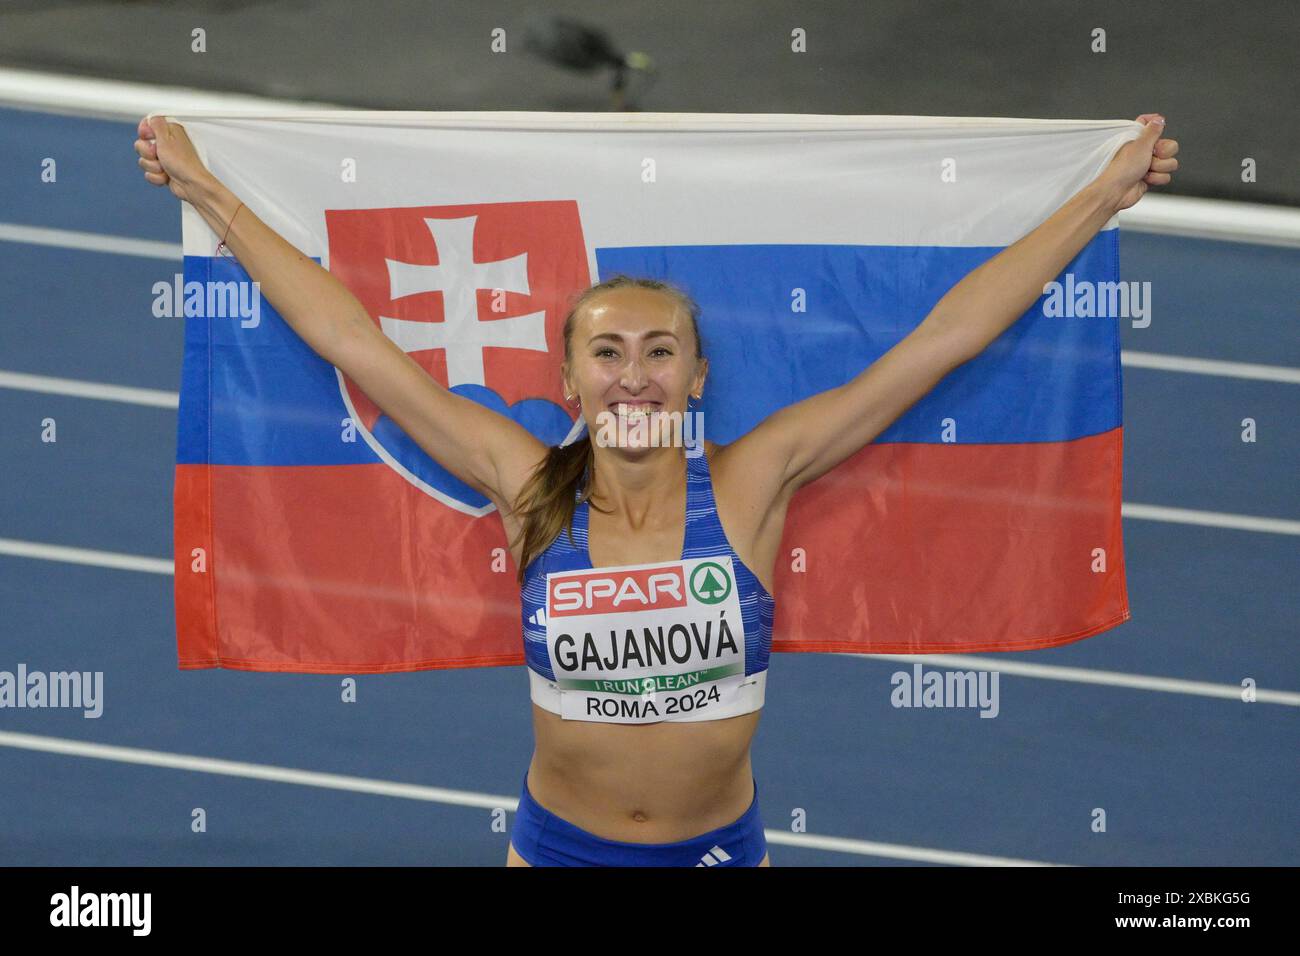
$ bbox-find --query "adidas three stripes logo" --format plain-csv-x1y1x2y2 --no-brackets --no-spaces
695,845,733,866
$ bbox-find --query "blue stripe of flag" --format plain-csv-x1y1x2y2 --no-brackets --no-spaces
596,229,1121,445
177,230,1120,466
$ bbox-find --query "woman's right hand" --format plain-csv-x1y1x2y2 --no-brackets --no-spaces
135,114,215,204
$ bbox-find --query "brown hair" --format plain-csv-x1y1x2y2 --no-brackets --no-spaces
509,274,704,584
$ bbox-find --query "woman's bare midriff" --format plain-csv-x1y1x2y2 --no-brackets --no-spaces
524,703,763,844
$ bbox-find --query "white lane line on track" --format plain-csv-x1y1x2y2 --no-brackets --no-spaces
0,730,1060,866
860,655,1300,706
5,370,1298,534
0,538,173,574
1121,502,1300,535
2,345,1296,417
0,222,181,260
0,370,178,408
1122,350,1300,384
3,535,1295,705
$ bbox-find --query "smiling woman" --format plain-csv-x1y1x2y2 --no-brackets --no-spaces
135,110,1177,868
501,275,776,865
508,274,709,584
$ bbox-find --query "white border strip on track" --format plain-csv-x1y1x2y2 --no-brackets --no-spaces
1,66,1297,247
0,65,345,119
1118,194,1300,248
0,730,1059,866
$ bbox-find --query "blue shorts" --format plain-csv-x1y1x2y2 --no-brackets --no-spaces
510,772,767,867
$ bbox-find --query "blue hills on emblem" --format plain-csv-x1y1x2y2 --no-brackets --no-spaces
369,383,575,511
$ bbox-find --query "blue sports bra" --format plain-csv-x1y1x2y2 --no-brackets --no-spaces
521,447,774,723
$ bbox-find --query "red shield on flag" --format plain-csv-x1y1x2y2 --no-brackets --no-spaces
323,200,591,508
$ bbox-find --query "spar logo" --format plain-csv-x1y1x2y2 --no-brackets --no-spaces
324,201,591,516
549,565,688,617
689,561,732,604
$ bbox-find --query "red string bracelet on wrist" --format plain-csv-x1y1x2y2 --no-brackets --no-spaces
216,201,245,259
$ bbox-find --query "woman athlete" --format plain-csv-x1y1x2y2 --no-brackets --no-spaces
135,112,1178,867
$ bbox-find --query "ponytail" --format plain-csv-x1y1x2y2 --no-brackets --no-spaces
511,433,599,584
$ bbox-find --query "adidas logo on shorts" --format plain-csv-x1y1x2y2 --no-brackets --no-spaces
695,844,733,866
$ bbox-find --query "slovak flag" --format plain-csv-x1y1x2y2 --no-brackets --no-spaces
169,111,1140,673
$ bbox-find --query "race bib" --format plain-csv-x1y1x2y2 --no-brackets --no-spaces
544,556,749,723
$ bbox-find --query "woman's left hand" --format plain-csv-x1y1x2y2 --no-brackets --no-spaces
1102,113,1180,212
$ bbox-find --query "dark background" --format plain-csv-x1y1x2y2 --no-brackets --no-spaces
0,0,1295,204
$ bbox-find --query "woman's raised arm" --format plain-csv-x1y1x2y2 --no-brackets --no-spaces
721,114,1179,501
135,115,546,509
